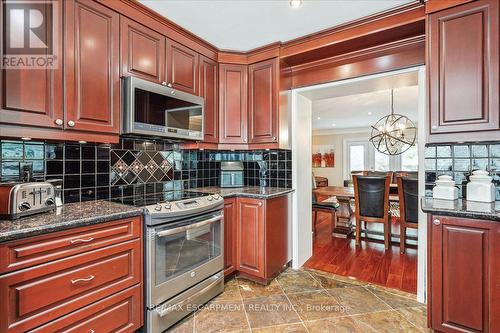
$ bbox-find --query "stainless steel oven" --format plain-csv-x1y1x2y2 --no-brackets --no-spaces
122,76,204,140
144,195,224,333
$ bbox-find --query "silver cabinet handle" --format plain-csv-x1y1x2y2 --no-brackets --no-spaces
272,136,276,140
433,219,441,226
89,330,95,333
156,215,222,237
55,118,63,126
71,275,95,284
70,237,94,244
67,120,75,127
258,202,263,207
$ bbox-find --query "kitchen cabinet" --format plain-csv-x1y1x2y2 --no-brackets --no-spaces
223,198,237,276
248,58,279,144
120,16,165,84
0,216,143,333
0,0,63,129
65,0,120,135
219,63,248,144
200,55,219,143
428,215,500,333
234,195,289,284
428,0,499,142
166,39,199,95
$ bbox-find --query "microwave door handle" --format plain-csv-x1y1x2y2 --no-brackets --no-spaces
156,215,222,238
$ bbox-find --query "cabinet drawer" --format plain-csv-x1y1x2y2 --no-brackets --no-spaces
0,217,141,274
0,239,142,333
29,284,142,333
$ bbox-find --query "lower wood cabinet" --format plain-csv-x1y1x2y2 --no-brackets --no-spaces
0,216,143,333
224,195,289,284
428,215,500,333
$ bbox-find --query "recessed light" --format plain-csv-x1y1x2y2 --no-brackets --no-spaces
289,0,303,8
78,141,87,144
21,137,31,141
317,117,321,120
332,124,336,127
368,111,372,115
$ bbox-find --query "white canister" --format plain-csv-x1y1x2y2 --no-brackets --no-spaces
466,170,496,203
433,175,459,200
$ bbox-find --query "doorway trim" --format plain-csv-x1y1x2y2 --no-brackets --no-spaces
291,65,427,303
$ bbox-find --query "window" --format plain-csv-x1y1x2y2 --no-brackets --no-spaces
374,150,390,171
349,144,366,172
401,145,418,171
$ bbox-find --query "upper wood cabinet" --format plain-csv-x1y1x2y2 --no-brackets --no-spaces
120,16,165,84
65,0,120,135
219,63,248,144
0,0,63,130
200,56,219,143
429,215,500,333
428,0,499,142
248,58,279,144
166,39,199,95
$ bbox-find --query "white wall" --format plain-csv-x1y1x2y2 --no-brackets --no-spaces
291,92,313,269
312,130,370,186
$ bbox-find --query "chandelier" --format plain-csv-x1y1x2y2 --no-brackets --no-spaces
369,89,416,156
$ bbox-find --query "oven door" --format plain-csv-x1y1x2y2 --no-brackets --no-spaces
147,211,223,307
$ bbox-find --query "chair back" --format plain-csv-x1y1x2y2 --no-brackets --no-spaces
353,175,391,221
397,177,419,224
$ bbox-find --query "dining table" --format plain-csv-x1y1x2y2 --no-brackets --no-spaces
313,186,399,238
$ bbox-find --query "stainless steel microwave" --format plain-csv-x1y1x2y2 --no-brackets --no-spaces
122,76,204,140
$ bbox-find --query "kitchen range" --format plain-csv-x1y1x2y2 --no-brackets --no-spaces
114,191,225,332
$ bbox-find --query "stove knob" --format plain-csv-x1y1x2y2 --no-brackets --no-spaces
45,198,55,206
207,195,213,201
19,202,31,211
155,204,162,211
213,194,220,200
164,204,171,210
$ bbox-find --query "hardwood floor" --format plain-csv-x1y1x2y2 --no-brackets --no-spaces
304,211,418,294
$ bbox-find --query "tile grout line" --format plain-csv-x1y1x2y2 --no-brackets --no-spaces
235,278,254,333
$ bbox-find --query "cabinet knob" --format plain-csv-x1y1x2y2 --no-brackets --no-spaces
431,125,437,130
161,81,167,86
258,202,263,207
433,219,441,226
55,118,63,126
243,138,247,142
167,83,172,87
67,120,75,127
273,137,276,141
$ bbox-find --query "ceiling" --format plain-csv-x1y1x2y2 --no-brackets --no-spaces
139,0,413,51
310,71,419,132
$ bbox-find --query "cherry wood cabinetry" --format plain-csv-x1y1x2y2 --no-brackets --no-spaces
219,64,248,144
120,16,166,84
428,0,499,142
231,195,289,284
0,0,64,130
248,58,279,144
223,198,237,276
200,56,219,143
65,0,120,135
0,217,143,333
428,215,500,333
166,39,199,95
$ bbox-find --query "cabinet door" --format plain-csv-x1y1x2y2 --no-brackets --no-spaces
166,39,199,95
64,0,120,134
219,64,248,144
199,56,218,143
223,198,236,276
0,0,63,129
248,58,279,143
120,16,165,84
236,198,265,278
429,215,500,333
428,0,499,140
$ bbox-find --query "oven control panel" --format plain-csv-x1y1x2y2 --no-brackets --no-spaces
146,194,223,223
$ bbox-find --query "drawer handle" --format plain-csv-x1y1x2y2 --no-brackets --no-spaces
71,275,95,284
433,219,441,226
89,330,95,333
70,237,94,244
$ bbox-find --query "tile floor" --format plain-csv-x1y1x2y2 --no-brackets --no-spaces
166,268,429,333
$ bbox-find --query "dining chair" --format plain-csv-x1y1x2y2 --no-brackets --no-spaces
353,175,391,249
396,176,419,254
312,192,337,236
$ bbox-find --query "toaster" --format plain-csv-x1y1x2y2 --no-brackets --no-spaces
0,182,56,219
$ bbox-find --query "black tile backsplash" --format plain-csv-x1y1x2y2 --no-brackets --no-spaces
425,142,500,200
0,137,292,204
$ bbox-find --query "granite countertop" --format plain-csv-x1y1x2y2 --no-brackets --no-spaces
421,197,500,222
0,201,144,243
191,186,295,199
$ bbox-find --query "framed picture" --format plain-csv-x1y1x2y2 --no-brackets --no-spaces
312,145,335,168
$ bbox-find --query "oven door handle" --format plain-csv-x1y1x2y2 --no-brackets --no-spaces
157,275,222,317
155,215,223,238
